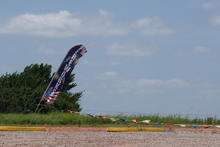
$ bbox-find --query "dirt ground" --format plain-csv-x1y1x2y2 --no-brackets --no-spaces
1,127,220,147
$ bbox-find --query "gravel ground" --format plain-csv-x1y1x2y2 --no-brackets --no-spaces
1,130,220,147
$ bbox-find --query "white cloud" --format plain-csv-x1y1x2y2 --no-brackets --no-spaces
94,77,189,97
210,15,220,25
202,1,214,9
98,9,108,16
106,43,155,56
100,78,189,90
97,71,118,80
192,46,210,54
103,71,118,77
136,78,189,88
0,10,127,37
0,10,174,38
36,47,62,55
81,60,90,65
131,17,174,35
0,11,80,37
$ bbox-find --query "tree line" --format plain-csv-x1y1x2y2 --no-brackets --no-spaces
0,63,82,113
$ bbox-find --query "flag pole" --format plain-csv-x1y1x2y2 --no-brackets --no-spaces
34,72,58,113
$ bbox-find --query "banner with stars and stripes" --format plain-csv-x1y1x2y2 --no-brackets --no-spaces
42,44,87,104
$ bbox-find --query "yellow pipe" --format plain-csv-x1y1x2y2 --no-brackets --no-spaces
0,126,46,131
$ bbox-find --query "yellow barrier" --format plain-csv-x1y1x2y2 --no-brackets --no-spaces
0,126,46,131
107,127,166,132
107,127,140,132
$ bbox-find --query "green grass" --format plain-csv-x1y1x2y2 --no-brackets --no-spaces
118,114,220,125
0,112,111,126
0,112,219,126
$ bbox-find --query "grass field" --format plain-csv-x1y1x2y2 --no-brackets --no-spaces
0,112,220,126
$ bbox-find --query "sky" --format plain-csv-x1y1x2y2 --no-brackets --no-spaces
0,0,220,117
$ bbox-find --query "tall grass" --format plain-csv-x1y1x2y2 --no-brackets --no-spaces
0,112,220,126
112,114,220,125
0,112,112,126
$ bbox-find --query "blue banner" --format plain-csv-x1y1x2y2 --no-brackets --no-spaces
42,44,87,104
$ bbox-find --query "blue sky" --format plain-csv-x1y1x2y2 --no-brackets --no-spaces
0,0,220,117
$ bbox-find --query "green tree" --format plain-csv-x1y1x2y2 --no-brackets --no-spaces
0,63,82,113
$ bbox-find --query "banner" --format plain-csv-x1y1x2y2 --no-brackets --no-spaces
42,44,87,104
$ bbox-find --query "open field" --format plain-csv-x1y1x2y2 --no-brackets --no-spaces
1,113,220,146
1,112,220,126
1,127,220,147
